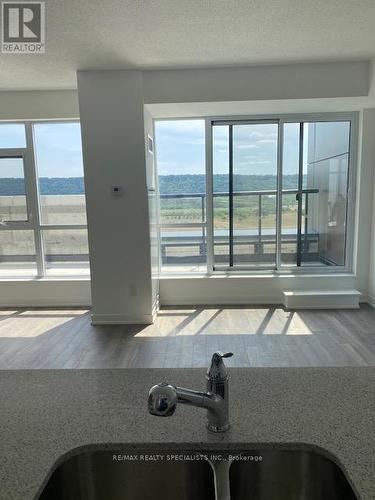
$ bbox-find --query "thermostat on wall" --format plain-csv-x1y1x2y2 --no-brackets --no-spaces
111,186,123,196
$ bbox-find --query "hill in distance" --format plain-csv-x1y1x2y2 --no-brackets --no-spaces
0,174,302,196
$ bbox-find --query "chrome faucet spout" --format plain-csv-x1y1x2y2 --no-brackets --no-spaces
148,351,233,433
176,387,207,407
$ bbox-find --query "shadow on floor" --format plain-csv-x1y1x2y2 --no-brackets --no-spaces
0,305,374,369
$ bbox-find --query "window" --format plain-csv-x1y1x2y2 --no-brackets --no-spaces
34,123,87,225
0,157,28,222
42,229,89,276
155,114,356,274
0,121,89,278
212,122,278,267
155,120,206,273
212,118,353,271
0,230,36,276
0,123,26,148
280,121,350,268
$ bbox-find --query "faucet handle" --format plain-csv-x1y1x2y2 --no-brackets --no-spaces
218,352,233,359
207,351,233,381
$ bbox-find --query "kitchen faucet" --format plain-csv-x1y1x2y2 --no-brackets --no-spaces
148,351,233,432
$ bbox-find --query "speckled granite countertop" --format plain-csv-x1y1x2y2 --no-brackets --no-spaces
0,368,374,500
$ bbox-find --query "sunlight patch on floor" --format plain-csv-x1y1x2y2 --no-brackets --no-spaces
18,309,89,317
0,309,88,337
134,307,315,337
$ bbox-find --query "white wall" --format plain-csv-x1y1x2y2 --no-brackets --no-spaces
363,110,375,306
143,61,369,104
0,90,79,120
159,274,364,306
0,279,91,307
77,70,153,324
144,108,160,315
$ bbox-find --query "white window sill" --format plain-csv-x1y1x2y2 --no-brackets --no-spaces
159,271,356,279
0,275,90,283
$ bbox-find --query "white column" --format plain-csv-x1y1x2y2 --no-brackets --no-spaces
77,70,153,324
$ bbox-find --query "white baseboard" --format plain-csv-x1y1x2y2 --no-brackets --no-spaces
283,289,361,309
91,313,154,325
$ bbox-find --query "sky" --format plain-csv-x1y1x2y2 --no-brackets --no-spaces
155,119,303,176
2,119,304,179
155,119,350,177
0,122,84,178
0,119,349,180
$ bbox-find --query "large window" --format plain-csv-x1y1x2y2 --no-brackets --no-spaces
155,114,356,274
212,117,353,271
155,120,206,273
0,122,89,277
212,122,278,267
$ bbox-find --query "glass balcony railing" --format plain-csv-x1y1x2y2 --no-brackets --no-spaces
159,189,320,271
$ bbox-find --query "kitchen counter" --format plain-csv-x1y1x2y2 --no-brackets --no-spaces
0,367,374,499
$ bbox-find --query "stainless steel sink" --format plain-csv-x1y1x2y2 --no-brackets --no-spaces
229,450,357,500
38,448,357,500
38,450,215,500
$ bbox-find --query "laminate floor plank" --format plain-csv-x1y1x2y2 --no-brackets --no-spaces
1,305,375,368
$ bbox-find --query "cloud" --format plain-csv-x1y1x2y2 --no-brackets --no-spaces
236,144,258,150
256,139,277,145
156,120,205,136
248,131,277,139
155,120,282,176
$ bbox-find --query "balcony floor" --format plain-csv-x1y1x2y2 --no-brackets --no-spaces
0,305,375,368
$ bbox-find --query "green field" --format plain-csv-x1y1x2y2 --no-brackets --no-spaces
160,192,299,229
159,174,304,229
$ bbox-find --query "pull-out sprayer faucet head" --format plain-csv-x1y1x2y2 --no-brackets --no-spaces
148,351,234,432
148,383,178,417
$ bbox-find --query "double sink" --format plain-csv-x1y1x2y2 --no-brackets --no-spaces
38,447,357,500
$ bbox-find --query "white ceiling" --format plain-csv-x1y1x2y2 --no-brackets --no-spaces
1,0,375,90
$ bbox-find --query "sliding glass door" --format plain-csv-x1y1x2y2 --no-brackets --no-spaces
212,121,278,268
210,117,353,272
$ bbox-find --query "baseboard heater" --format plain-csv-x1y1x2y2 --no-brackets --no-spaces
282,289,361,309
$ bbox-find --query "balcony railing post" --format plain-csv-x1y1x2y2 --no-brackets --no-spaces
304,193,309,253
201,194,206,256
256,193,262,254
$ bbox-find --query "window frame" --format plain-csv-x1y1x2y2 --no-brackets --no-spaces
0,149,32,225
0,120,89,278
155,118,208,274
207,112,358,275
155,112,358,276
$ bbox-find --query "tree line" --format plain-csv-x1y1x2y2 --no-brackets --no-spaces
0,174,302,196
159,174,300,194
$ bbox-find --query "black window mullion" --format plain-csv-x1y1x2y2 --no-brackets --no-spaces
229,125,234,267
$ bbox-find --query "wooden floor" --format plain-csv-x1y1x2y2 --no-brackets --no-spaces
1,305,375,368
